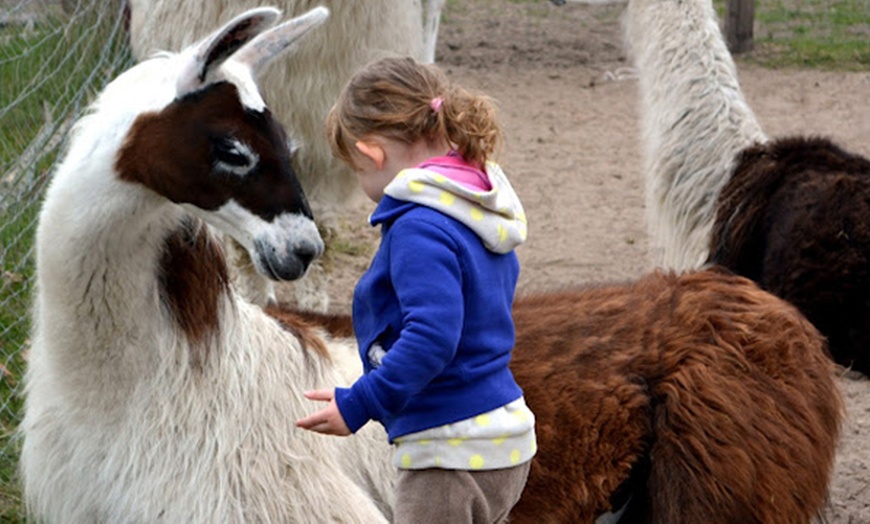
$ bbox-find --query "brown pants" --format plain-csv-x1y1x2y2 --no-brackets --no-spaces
393,462,531,524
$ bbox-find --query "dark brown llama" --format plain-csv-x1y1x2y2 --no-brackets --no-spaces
709,136,870,377
278,267,843,523
622,0,870,378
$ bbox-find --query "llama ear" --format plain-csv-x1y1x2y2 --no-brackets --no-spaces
176,7,282,95
231,6,329,77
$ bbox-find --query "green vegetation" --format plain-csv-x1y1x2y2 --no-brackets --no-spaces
330,232,376,259
737,0,870,69
0,439,24,523
0,207,34,524
1,4,133,521
449,0,868,70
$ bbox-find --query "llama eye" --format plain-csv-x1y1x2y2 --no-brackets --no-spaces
213,136,259,177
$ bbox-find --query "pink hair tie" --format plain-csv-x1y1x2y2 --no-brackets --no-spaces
430,97,443,113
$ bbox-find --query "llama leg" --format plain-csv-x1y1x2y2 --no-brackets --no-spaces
421,0,446,63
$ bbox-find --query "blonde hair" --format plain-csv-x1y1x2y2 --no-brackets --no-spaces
326,56,502,170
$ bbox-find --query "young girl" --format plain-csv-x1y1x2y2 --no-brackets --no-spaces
296,56,536,523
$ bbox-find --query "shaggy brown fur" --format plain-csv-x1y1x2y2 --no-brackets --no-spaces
269,267,842,523
159,217,230,368
262,307,354,358
508,267,841,523
709,136,870,376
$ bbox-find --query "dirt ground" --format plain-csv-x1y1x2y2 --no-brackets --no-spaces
288,0,870,521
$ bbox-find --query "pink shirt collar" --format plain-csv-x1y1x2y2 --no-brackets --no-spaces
416,151,492,191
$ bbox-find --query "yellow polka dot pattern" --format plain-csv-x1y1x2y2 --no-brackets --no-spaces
383,162,528,255
440,191,455,206
391,398,536,471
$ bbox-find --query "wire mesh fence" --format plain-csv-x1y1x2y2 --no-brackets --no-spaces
1,0,132,516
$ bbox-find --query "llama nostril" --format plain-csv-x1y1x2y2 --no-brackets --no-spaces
295,246,318,269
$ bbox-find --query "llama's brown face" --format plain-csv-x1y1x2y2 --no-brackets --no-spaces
116,81,310,220
115,81,324,281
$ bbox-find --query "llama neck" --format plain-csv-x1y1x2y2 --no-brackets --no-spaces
33,142,232,395
158,217,231,368
626,0,767,271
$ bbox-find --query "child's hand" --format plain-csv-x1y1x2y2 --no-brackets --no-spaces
296,389,351,436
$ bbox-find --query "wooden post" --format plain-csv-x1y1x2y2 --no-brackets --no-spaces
725,0,755,54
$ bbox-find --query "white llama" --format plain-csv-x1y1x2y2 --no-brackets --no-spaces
622,0,768,271
19,8,395,523
126,0,426,310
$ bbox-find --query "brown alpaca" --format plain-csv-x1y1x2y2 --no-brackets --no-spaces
709,136,870,377
279,267,843,523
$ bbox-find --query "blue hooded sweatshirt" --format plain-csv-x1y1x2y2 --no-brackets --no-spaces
334,159,528,441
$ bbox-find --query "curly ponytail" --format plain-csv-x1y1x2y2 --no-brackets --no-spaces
327,56,502,170
438,84,501,169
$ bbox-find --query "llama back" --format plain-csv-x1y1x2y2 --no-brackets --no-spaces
509,279,661,522
710,135,870,375
508,268,842,522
